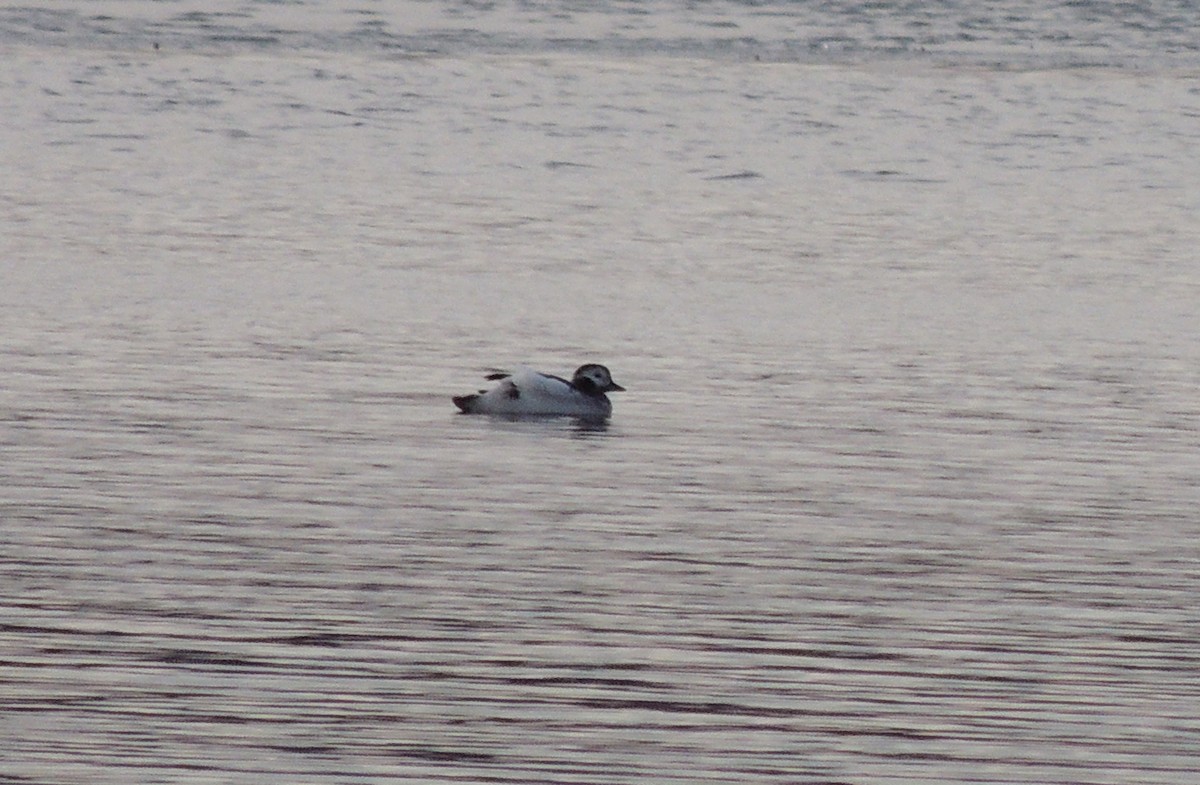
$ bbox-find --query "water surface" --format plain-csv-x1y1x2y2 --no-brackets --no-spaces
3,1,1200,783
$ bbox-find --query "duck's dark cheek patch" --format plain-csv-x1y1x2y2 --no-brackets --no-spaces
506,387,520,399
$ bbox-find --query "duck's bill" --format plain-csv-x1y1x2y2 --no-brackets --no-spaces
608,382,626,392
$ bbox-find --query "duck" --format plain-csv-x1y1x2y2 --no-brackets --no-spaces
453,364,625,418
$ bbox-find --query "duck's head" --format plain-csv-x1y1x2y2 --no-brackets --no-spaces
572,364,625,395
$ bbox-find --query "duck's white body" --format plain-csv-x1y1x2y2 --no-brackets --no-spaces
453,364,625,418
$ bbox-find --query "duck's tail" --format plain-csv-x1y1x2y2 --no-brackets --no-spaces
452,394,479,413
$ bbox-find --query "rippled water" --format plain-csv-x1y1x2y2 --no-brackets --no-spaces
3,1,1200,783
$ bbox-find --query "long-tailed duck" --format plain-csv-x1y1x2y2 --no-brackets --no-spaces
453,364,625,418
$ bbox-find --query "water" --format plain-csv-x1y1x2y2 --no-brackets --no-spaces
3,1,1200,783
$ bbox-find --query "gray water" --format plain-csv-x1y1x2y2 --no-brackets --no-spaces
3,1,1200,783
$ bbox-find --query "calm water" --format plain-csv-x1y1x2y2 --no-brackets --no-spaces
3,1,1200,783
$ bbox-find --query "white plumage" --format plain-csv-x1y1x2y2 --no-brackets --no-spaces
453,364,625,418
